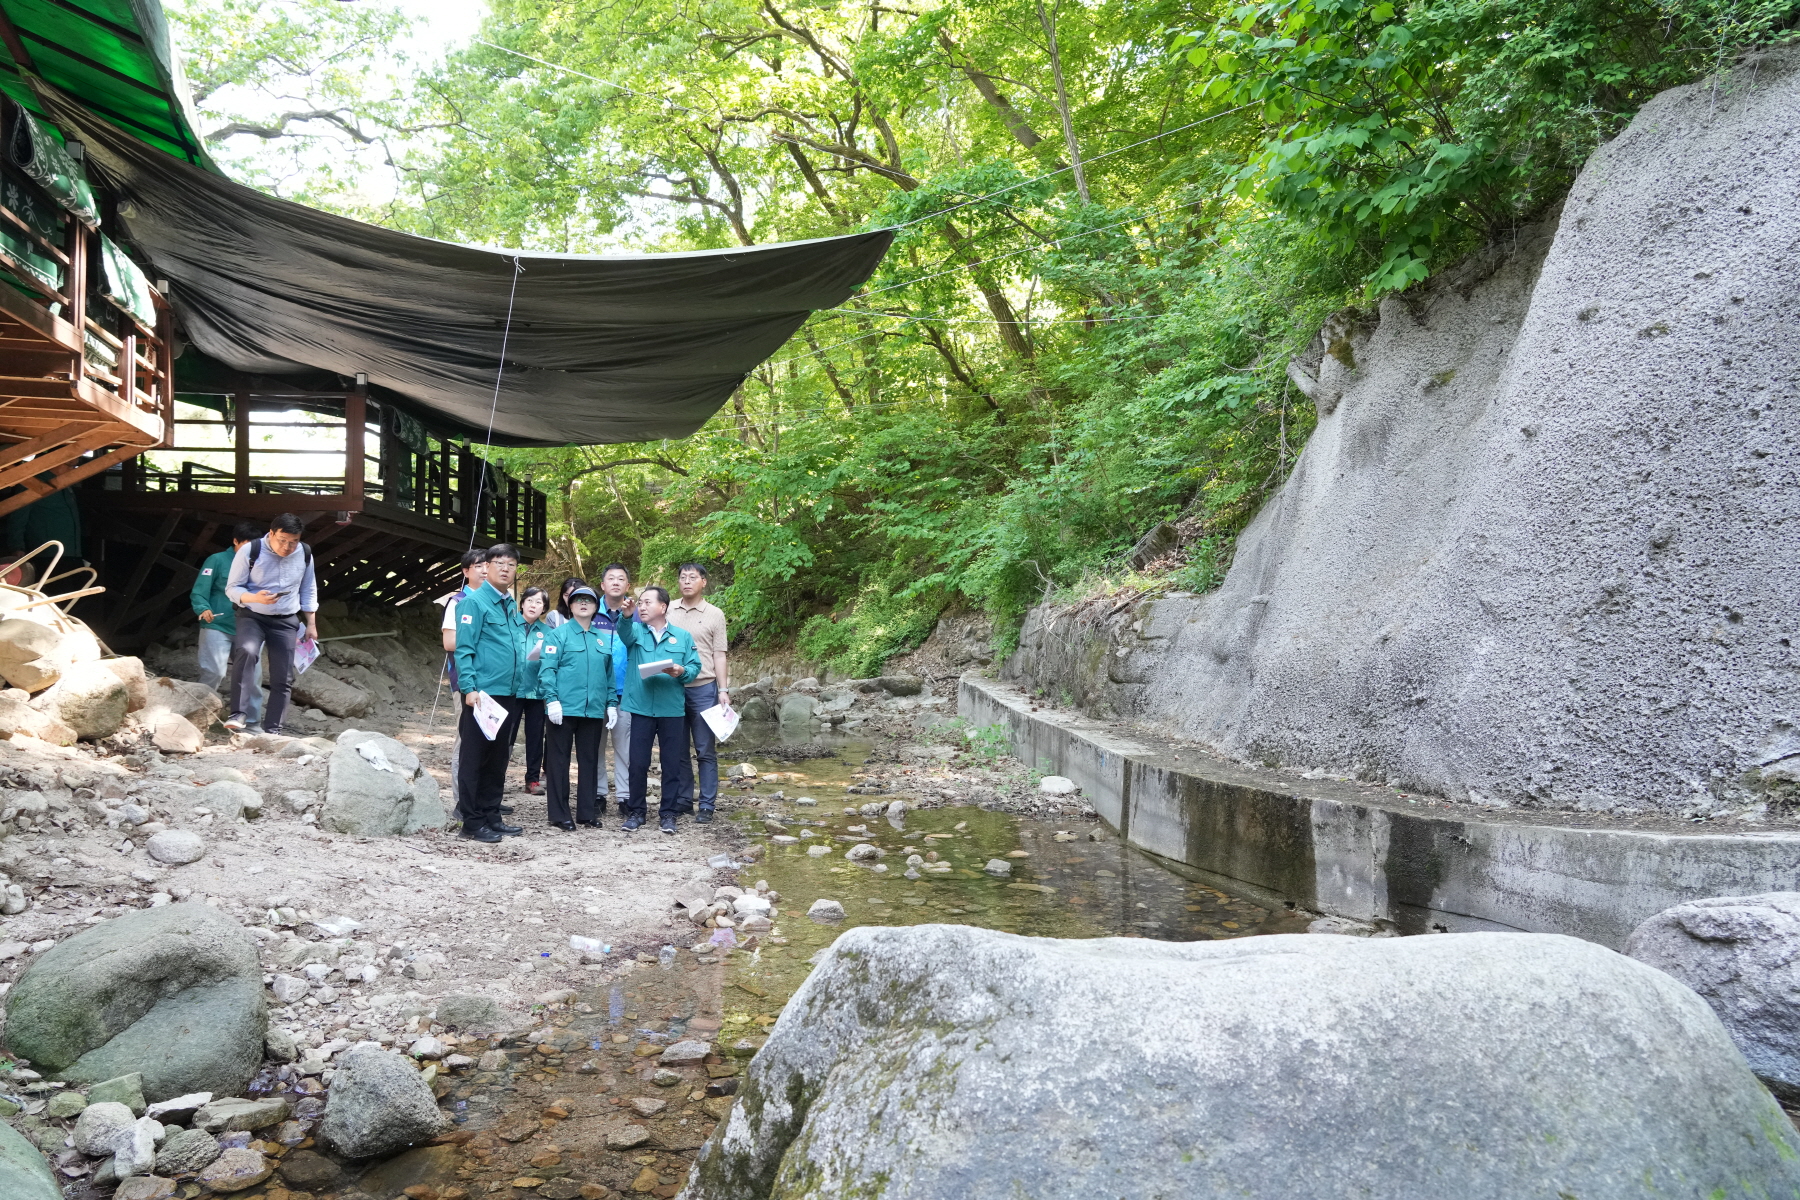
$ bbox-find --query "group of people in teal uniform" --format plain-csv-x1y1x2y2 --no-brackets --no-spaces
451,542,706,842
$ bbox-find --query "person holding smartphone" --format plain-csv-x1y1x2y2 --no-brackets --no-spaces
223,513,317,735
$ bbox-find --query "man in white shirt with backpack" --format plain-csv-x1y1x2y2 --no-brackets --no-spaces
224,513,318,735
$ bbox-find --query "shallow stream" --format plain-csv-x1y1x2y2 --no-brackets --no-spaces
289,737,1302,1200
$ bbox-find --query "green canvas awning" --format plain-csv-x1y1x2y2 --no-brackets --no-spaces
0,0,211,170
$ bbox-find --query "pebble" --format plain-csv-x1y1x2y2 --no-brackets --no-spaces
845,843,882,862
145,1093,211,1123
45,1090,88,1118
196,1148,273,1192
605,1127,651,1150
807,844,830,857
652,1068,682,1087
794,797,817,807
984,859,1013,877
409,1035,449,1060
477,1050,508,1071
114,1178,176,1200
659,1040,711,1066
629,1097,668,1116
144,830,204,865
269,975,309,1004
808,899,846,922
1039,776,1079,796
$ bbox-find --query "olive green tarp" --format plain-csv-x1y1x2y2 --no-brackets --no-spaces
39,85,894,447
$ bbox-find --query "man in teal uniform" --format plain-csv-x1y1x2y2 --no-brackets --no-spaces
617,585,701,834
453,544,528,843
192,521,263,723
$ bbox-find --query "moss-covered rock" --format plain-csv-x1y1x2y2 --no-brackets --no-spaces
3,903,266,1102
0,1117,61,1200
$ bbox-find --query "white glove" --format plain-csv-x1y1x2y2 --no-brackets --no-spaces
546,701,563,725
606,707,618,730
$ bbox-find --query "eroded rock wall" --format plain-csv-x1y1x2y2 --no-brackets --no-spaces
1008,51,1800,814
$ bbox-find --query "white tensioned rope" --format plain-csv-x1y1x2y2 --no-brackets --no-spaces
429,255,526,736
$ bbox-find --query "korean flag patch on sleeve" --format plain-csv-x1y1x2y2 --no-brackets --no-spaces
545,646,556,654
201,568,212,575
461,613,473,624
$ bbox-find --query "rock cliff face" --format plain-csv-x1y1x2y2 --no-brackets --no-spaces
1007,51,1800,815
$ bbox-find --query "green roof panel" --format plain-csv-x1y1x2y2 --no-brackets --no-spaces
0,0,213,169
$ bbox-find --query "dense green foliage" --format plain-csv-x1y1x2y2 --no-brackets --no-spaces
173,0,1796,672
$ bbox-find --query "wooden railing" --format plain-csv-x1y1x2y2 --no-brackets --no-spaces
0,171,172,431
126,397,548,549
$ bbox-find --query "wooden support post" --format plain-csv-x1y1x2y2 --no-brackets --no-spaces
113,508,183,626
121,329,136,409
156,292,175,447
66,224,86,368
344,381,366,506
234,389,250,492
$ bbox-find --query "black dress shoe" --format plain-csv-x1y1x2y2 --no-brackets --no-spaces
499,804,516,814
579,819,603,829
621,816,644,831
660,816,678,835
553,821,576,832
460,825,502,843
695,810,714,824
491,821,523,836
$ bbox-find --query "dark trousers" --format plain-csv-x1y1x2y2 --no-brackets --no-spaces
681,682,719,813
627,713,688,821
512,698,546,784
546,715,605,824
457,695,521,831
228,609,301,732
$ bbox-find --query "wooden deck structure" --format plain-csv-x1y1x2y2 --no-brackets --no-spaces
81,376,547,649
0,100,172,520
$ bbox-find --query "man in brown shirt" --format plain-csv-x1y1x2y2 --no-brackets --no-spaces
667,562,729,822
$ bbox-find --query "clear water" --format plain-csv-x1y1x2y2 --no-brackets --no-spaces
302,737,1302,1200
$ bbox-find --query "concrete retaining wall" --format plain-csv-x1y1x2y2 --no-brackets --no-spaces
961,674,1800,948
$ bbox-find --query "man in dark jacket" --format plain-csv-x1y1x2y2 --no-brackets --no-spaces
453,544,527,843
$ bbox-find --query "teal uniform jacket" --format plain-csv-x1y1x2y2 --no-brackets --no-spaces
618,619,700,717
452,581,527,698
520,623,549,700
539,620,626,717
190,548,237,637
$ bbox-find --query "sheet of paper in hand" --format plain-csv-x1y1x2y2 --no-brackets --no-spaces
473,692,508,740
294,637,321,676
637,658,676,679
700,703,740,743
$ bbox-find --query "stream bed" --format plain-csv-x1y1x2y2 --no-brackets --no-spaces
294,737,1304,1200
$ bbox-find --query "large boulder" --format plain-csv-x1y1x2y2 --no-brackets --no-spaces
3,902,266,1102
145,677,222,727
1626,892,1800,1102
0,1118,59,1200
316,1045,449,1159
319,732,446,836
291,669,371,719
32,661,129,739
100,657,149,712
776,693,817,727
686,927,1800,1199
